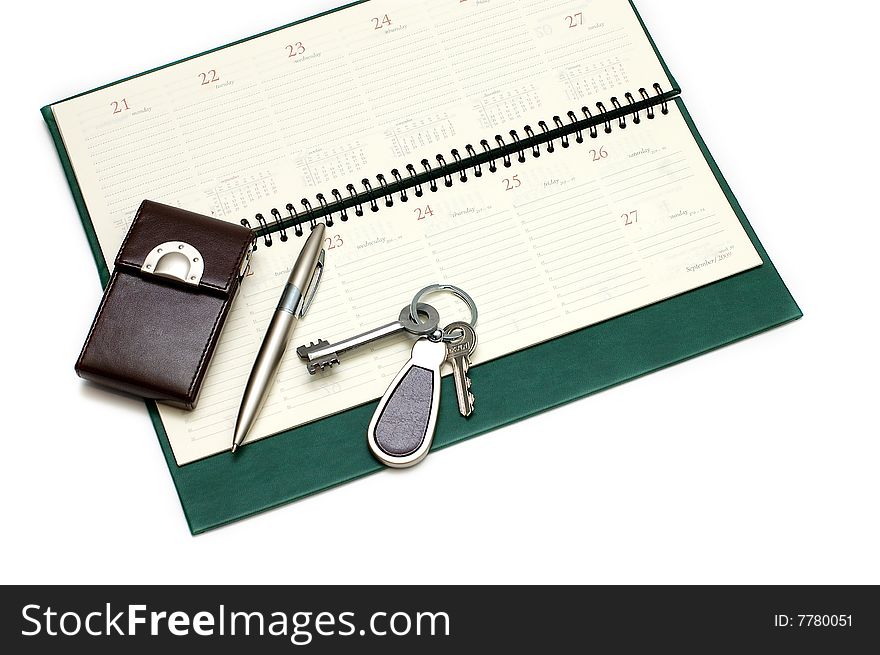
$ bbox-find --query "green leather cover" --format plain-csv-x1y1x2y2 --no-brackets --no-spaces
42,3,800,534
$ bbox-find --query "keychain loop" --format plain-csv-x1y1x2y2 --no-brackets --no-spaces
410,284,478,341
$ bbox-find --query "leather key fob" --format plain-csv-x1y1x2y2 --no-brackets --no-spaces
368,338,446,468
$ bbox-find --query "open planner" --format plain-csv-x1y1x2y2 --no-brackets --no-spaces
44,0,801,531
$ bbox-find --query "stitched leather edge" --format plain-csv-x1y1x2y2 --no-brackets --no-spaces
186,234,250,399
187,297,229,399
76,271,121,374
226,235,252,290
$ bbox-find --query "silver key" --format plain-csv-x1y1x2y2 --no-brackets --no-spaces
297,303,440,374
444,321,477,417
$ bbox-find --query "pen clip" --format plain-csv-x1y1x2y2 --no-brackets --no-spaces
298,250,325,318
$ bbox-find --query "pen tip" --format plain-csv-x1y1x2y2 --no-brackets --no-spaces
231,443,238,454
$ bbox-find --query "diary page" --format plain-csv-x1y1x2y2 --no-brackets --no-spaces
51,0,674,264
155,102,761,464
48,0,716,464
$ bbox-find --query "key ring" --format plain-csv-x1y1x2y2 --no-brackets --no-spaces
410,284,478,342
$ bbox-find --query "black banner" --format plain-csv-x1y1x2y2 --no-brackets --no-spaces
2,586,876,652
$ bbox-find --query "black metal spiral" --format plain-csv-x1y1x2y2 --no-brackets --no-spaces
271,208,288,242
245,84,674,245
331,188,346,222
390,169,407,202
451,149,466,182
480,140,496,173
421,160,438,192
406,164,422,197
316,193,332,227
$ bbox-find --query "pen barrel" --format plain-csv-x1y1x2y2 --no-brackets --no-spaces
234,227,322,447
234,309,298,443
253,309,298,382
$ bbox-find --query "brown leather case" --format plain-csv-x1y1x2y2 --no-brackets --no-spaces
76,200,254,409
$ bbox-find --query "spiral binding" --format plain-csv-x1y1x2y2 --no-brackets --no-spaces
242,84,674,246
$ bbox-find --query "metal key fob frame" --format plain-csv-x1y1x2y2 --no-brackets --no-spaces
367,337,447,469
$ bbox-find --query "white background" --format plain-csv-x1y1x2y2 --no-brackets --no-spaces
2,0,877,584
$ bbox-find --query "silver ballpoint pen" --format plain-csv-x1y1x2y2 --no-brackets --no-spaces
232,224,326,453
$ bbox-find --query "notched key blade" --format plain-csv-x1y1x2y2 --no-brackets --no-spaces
307,354,340,375
297,339,330,361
